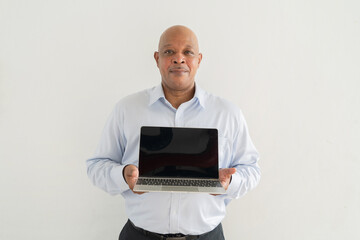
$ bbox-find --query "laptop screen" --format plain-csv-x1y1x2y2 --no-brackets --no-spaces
139,126,219,178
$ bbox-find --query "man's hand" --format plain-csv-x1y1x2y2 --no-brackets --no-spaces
219,168,236,190
123,164,144,194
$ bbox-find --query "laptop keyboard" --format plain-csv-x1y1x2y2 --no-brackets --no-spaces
136,178,221,187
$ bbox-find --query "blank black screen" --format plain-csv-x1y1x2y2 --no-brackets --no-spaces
139,126,219,178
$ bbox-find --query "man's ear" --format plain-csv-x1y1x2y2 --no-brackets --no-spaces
198,53,203,66
154,51,159,67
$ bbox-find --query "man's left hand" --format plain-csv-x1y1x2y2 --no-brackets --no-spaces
219,168,236,190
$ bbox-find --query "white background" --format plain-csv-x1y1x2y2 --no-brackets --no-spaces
1,0,359,239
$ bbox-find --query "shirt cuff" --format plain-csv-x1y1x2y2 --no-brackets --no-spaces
110,164,130,194
225,172,241,198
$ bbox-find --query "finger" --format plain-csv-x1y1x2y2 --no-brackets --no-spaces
133,191,145,195
220,178,228,185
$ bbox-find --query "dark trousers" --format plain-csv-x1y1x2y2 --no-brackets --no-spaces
119,220,225,240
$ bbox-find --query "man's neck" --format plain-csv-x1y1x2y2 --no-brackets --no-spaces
162,83,195,109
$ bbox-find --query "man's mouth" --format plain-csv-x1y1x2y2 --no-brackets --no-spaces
169,67,189,73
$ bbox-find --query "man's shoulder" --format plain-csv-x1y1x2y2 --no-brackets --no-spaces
114,86,154,108
202,89,242,114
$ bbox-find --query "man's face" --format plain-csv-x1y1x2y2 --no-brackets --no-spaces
154,28,202,92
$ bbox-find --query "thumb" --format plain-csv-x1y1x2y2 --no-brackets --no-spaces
222,168,236,176
130,167,139,178
124,165,139,184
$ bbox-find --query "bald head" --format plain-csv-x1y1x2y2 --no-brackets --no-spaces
158,25,199,53
154,25,202,107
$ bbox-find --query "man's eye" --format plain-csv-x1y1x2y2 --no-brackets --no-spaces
185,50,194,55
164,50,174,54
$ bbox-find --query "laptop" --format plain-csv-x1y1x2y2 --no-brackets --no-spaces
133,126,226,194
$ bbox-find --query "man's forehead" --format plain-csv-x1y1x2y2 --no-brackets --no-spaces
158,25,199,51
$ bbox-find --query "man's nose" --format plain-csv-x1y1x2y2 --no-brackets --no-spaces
172,54,185,64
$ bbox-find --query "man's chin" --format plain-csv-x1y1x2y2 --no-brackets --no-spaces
162,79,195,91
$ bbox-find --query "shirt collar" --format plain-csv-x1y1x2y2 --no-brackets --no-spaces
148,84,165,106
148,82,206,109
193,82,206,109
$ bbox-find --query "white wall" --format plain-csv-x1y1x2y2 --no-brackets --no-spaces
1,0,359,239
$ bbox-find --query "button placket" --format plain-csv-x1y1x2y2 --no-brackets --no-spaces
174,107,184,127
169,193,181,233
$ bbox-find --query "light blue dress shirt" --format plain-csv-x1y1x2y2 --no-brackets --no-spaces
86,83,260,235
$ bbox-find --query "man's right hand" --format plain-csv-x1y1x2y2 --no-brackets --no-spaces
123,164,144,194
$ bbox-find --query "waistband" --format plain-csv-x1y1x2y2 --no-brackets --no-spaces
129,220,201,240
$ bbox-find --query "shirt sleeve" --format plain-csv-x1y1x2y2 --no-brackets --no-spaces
86,104,130,195
225,111,261,199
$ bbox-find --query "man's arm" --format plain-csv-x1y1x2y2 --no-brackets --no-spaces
225,111,261,199
86,104,130,195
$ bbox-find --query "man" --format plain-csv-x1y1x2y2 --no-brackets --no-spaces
87,25,260,240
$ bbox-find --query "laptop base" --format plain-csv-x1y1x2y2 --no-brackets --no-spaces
133,185,226,194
